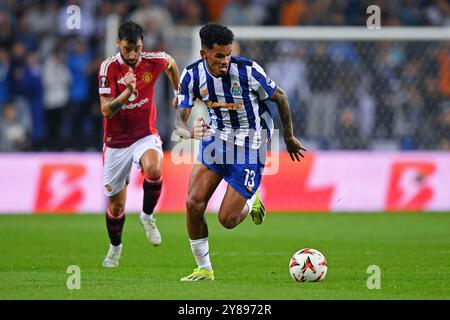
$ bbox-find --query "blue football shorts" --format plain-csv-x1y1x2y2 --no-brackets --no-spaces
197,136,266,199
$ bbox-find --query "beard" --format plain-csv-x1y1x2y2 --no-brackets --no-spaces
120,53,138,67
125,59,137,67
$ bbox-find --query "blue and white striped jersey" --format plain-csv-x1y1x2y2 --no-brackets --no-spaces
177,56,276,149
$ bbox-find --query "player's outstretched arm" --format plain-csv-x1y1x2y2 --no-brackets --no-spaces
164,54,181,109
100,68,136,119
269,86,307,162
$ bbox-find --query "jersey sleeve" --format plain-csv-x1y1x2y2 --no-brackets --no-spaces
98,58,116,97
146,51,173,70
250,62,277,100
165,53,175,70
177,68,195,108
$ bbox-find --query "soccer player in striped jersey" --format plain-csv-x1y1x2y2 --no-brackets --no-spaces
175,24,306,281
98,21,180,267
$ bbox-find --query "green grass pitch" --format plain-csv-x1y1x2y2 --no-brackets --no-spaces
1,213,449,300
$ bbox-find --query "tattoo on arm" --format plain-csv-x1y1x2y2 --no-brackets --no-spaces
108,98,124,117
270,87,294,138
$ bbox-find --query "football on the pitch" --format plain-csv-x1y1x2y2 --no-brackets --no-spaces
289,248,328,282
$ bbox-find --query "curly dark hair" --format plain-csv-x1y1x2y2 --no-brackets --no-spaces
199,24,234,49
118,21,144,43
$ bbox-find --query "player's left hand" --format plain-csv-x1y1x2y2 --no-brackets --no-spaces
284,136,307,162
193,118,211,140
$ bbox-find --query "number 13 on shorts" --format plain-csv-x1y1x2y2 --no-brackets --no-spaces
244,169,256,188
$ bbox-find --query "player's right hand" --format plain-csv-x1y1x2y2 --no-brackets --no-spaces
193,118,211,140
284,136,307,162
124,67,136,92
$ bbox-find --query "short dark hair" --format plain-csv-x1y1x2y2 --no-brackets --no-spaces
199,24,234,49
118,21,144,44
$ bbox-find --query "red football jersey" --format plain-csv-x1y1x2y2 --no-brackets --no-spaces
98,51,170,148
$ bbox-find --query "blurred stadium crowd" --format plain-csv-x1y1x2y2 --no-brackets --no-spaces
0,0,449,151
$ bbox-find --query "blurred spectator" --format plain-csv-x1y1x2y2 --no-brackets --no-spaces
0,11,13,49
371,43,405,139
220,0,260,26
266,41,310,137
395,0,424,26
15,13,39,52
279,0,308,26
424,0,450,26
43,47,71,151
0,48,11,105
415,62,442,149
86,55,104,150
435,105,450,150
203,0,231,23
437,44,450,97
21,52,45,150
171,0,203,26
25,2,57,38
393,85,423,150
343,0,364,25
306,0,334,25
129,0,174,50
0,100,30,151
94,2,113,38
306,43,337,149
65,39,92,149
10,42,28,98
334,107,366,150
355,80,376,145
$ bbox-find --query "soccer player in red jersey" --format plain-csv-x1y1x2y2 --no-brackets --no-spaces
98,21,180,267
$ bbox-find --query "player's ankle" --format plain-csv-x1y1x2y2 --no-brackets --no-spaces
140,211,153,221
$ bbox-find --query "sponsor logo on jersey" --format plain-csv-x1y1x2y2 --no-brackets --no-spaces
200,88,209,95
206,101,243,110
123,97,149,110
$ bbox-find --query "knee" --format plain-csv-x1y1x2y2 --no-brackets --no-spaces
186,197,207,218
218,215,239,229
108,203,125,216
142,164,161,181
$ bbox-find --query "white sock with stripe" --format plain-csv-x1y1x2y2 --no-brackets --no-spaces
189,237,212,271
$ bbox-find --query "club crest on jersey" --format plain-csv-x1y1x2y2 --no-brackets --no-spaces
99,76,109,88
231,82,242,96
128,90,138,101
142,72,152,83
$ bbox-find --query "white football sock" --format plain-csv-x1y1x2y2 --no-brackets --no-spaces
110,243,122,252
245,193,257,215
189,237,212,271
140,211,153,221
